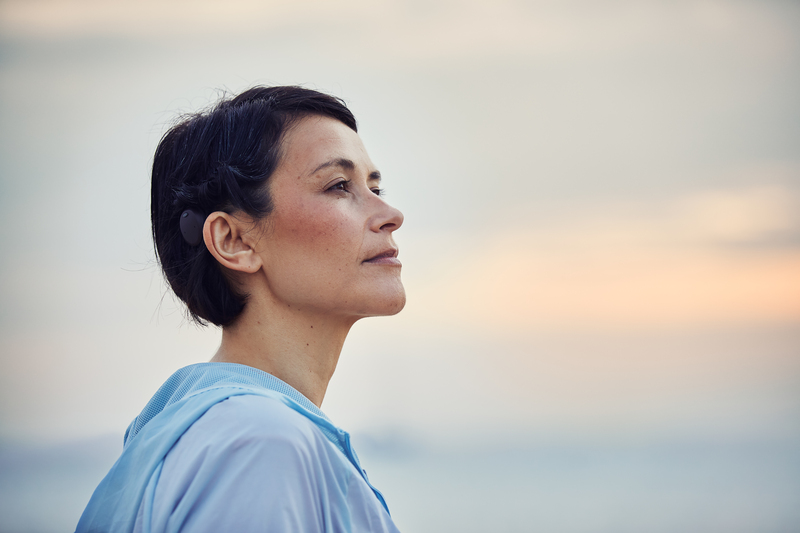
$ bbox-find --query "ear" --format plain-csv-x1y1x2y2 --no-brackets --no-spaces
203,212,262,274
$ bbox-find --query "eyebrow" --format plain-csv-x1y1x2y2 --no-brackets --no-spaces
311,158,381,182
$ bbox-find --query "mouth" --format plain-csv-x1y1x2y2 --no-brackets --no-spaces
363,248,401,265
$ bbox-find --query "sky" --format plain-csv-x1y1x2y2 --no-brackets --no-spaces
0,0,799,485
1,1,799,531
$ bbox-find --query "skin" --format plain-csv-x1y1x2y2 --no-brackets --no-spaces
203,115,405,407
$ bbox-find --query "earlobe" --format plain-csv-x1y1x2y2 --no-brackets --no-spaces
203,212,262,274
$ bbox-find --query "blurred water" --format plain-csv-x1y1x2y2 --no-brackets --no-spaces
360,438,800,533
1,434,798,533
0,436,120,533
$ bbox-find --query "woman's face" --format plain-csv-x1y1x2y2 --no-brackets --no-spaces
253,114,405,320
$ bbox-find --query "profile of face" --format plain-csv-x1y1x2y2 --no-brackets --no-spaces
251,115,405,321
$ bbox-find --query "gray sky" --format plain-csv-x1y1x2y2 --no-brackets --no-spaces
0,0,798,446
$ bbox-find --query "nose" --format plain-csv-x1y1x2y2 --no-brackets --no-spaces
372,197,404,233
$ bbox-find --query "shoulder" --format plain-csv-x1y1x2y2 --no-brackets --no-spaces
170,394,344,476
147,395,352,531
194,394,322,444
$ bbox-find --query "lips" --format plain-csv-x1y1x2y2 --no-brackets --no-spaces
363,248,401,265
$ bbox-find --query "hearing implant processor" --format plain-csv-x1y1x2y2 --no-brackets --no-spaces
179,209,205,246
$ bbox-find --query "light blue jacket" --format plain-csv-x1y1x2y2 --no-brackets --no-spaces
76,363,397,532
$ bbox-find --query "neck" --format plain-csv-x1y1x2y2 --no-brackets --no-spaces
210,294,355,408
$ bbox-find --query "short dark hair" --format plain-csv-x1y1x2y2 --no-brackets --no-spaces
151,86,357,327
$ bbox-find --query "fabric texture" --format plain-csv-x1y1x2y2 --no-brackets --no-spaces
75,363,399,533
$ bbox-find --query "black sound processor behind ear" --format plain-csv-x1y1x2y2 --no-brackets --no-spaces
179,209,205,246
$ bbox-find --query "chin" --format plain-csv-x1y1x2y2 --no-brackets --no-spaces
355,284,406,318
382,289,406,316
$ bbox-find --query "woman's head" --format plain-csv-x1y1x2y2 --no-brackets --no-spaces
232,114,406,324
151,86,359,326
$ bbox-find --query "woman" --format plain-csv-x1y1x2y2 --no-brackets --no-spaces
76,86,405,532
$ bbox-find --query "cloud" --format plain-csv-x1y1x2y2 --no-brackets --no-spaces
2,0,794,66
677,185,800,245
402,183,800,332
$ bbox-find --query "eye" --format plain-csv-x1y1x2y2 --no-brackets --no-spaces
371,187,385,197
327,179,351,193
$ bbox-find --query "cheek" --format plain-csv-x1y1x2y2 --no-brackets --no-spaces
273,201,357,259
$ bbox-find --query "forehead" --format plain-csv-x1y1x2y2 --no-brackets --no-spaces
279,115,373,174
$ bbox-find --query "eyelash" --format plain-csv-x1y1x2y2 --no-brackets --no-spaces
328,180,384,197
328,180,351,193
